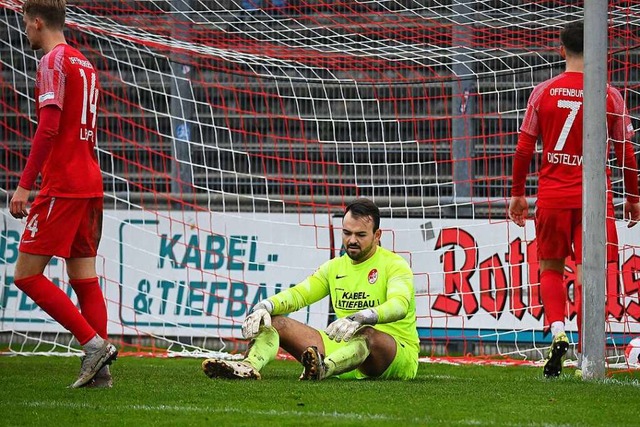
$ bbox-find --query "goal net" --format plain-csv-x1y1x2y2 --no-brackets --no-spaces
1,0,639,368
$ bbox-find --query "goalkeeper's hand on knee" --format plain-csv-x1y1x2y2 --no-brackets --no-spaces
325,308,378,342
242,300,274,339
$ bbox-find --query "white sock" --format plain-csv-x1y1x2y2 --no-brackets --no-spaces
83,334,105,352
550,321,565,337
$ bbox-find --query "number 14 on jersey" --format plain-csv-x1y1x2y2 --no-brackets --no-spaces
79,67,98,142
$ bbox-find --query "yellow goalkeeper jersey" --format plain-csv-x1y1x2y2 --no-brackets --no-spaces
268,246,419,353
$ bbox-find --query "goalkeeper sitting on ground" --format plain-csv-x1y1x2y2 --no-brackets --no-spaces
202,197,419,381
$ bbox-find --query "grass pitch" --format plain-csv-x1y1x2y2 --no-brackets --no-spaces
0,356,639,426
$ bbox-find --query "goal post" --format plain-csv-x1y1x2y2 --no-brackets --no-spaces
0,1,639,371
582,0,608,380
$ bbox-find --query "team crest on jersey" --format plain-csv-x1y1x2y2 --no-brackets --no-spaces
368,269,378,284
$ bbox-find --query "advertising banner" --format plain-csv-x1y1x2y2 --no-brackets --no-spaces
2,210,639,343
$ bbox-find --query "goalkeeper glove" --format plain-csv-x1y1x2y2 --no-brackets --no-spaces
325,308,379,342
242,300,274,339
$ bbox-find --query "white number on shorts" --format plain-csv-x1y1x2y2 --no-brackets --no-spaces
26,214,39,238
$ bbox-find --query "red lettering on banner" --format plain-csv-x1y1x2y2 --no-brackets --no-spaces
430,226,640,324
564,259,578,321
621,254,640,321
432,228,479,316
526,240,543,320
507,238,526,319
606,261,624,320
479,254,507,318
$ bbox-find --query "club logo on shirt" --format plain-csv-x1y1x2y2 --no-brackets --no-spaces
368,269,378,284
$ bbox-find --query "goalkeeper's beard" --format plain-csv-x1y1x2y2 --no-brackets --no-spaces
346,243,375,262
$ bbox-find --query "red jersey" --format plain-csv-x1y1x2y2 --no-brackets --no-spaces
518,71,634,208
34,44,103,197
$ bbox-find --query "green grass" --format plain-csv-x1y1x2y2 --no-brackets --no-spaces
1,356,639,427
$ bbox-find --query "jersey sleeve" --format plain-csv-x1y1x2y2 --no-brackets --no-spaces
608,86,635,142
511,82,547,197
267,260,331,315
608,87,639,202
18,106,62,190
511,132,537,197
37,50,66,110
373,256,414,323
519,83,546,137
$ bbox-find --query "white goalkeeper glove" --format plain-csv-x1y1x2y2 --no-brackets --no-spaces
325,308,379,342
242,300,274,339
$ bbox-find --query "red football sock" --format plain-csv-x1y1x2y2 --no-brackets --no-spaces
70,277,108,339
14,274,96,345
540,269,566,326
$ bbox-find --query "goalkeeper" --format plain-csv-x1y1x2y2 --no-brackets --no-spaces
202,197,419,381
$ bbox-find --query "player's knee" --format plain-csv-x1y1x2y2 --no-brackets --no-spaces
13,263,44,281
13,253,50,280
355,327,395,353
353,326,375,345
270,314,292,332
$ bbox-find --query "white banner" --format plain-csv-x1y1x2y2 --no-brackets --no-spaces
1,210,331,338
331,216,640,342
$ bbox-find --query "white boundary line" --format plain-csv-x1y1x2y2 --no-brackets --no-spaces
5,400,587,426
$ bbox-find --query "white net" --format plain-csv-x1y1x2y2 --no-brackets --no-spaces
1,1,639,367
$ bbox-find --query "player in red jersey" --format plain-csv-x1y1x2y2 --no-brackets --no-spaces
8,0,117,388
509,21,640,377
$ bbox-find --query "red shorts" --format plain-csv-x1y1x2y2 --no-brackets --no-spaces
19,195,103,258
534,206,618,264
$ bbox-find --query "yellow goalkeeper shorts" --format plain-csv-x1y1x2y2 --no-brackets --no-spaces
319,330,418,380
